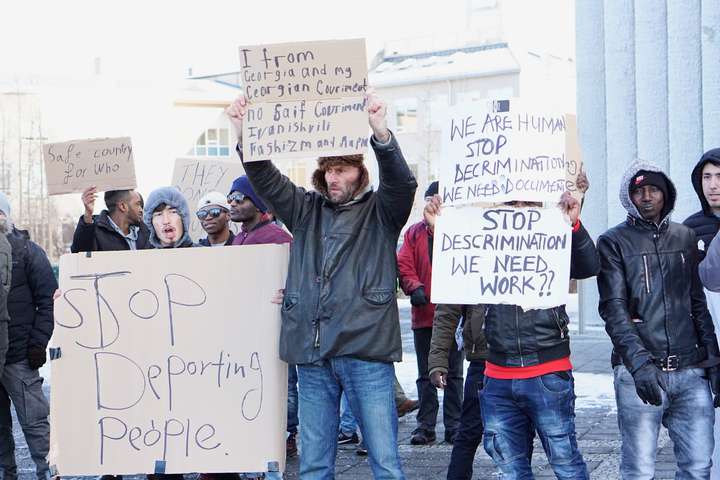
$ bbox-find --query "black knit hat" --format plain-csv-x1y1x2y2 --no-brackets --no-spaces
424,181,439,198
630,170,669,200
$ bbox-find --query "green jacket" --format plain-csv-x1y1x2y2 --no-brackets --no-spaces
428,303,487,377
0,229,11,377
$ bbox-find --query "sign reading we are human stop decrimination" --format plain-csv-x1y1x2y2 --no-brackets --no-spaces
438,99,573,207
239,39,369,162
49,246,289,476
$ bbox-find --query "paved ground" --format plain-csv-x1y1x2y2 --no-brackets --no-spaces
10,305,684,479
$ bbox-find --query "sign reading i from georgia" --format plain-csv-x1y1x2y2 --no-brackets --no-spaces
43,137,137,195
239,39,369,162
439,99,569,206
171,158,245,242
430,205,571,310
49,245,289,475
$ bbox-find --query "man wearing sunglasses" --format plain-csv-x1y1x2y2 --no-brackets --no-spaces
228,175,291,246
196,192,235,247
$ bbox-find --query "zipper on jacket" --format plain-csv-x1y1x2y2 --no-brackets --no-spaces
651,232,672,358
313,320,320,349
552,308,565,339
515,306,524,367
642,254,651,294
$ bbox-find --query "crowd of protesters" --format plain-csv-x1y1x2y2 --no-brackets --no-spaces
1,90,720,480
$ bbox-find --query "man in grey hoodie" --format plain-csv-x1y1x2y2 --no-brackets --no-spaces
598,160,720,479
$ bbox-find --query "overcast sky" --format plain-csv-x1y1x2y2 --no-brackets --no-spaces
1,0,573,81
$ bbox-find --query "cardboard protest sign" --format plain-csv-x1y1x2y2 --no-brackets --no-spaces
564,114,585,203
171,158,245,242
430,205,571,310
49,245,289,475
439,99,569,206
43,137,137,195
239,39,369,161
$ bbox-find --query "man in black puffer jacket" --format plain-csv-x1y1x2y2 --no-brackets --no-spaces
597,160,720,479
0,193,57,480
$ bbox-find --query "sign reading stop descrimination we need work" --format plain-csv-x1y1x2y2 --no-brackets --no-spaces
49,246,289,476
43,137,137,195
430,205,571,310
439,100,570,206
239,39,369,162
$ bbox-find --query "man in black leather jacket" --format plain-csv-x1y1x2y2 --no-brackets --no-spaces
597,159,720,479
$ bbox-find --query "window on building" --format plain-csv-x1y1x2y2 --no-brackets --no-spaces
283,161,308,188
188,128,231,157
395,98,418,133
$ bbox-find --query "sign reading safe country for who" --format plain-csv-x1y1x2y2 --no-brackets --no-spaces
239,39,369,161
430,205,571,310
49,246,289,475
439,99,572,206
43,137,137,195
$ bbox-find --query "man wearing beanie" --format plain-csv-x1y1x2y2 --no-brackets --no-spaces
228,175,291,246
0,192,57,480
597,160,720,479
226,91,416,479
397,181,462,447
196,191,235,247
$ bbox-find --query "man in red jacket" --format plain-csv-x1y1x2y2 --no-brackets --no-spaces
398,181,463,445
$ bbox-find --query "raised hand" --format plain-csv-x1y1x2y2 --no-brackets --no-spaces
225,95,249,142
365,88,390,143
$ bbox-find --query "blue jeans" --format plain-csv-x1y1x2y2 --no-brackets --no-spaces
297,358,405,479
480,371,588,480
614,365,714,480
288,364,299,435
447,361,485,480
339,393,358,436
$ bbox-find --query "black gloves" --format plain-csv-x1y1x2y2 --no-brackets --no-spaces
631,362,667,406
27,346,47,370
707,366,720,408
410,287,429,307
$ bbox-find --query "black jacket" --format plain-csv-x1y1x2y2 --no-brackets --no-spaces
242,134,417,364
6,228,57,365
597,160,719,373
0,227,11,375
483,223,600,367
683,149,720,257
70,211,151,253
198,231,235,247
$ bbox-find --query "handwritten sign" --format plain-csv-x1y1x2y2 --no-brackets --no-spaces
49,246,289,475
43,137,137,195
430,205,571,310
564,114,585,203
171,158,245,242
239,39,369,161
439,99,570,206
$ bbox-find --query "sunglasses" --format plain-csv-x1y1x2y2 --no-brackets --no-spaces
196,207,226,220
227,192,247,203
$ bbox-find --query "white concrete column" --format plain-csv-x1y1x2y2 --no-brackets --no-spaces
667,0,703,221
604,0,637,226
576,0,608,331
702,0,720,150
634,0,668,170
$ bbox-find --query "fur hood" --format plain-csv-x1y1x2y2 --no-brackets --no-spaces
143,187,193,248
619,159,676,223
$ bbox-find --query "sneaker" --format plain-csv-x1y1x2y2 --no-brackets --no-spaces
410,429,436,445
338,431,360,445
286,432,298,458
356,442,368,456
396,398,419,418
444,429,457,444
